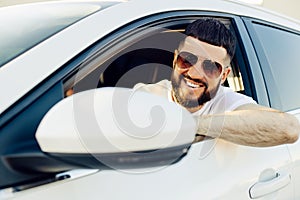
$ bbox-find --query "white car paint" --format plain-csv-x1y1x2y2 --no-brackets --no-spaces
36,88,196,153
0,0,300,199
8,140,293,199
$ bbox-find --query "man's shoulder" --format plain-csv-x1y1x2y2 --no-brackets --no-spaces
220,86,257,110
133,80,171,98
222,87,255,101
134,79,171,89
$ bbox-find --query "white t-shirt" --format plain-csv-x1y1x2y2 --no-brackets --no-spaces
134,79,257,116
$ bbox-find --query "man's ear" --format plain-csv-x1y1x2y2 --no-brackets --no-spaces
221,67,231,84
172,49,178,68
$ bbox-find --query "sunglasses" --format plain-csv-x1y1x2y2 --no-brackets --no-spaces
176,51,224,79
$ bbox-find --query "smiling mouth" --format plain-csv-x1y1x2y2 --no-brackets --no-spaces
184,79,206,88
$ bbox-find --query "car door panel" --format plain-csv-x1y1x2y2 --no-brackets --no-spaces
10,139,293,200
286,111,300,199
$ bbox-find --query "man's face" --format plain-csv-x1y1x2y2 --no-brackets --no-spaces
171,36,231,112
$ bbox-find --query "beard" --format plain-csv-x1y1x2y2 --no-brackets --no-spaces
171,71,221,110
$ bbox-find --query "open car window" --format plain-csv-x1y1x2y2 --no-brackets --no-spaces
63,16,247,98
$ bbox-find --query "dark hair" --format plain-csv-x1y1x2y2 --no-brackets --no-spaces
184,18,236,59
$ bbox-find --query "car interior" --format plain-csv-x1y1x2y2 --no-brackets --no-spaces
63,17,246,97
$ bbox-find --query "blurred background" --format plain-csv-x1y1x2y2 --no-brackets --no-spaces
0,0,300,21
260,0,300,20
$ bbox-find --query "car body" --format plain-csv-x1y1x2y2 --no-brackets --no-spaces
1,0,300,199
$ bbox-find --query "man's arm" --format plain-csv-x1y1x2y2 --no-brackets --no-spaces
196,103,300,147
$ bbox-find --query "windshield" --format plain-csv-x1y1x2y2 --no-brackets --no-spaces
0,2,106,67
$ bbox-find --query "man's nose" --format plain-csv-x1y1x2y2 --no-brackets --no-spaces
187,64,205,79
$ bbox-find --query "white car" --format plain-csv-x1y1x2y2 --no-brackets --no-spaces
1,0,300,199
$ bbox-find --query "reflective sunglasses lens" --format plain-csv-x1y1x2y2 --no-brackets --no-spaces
177,52,198,69
202,60,223,78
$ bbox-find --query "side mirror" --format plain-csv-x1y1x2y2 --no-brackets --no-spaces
26,87,197,172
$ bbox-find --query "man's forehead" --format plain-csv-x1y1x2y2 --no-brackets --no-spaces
180,36,229,63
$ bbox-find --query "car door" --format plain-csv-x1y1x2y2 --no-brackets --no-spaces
244,17,300,199
0,10,295,200
8,140,293,200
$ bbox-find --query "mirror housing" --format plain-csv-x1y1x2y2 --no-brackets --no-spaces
34,87,196,171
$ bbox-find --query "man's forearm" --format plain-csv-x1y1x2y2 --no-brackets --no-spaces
196,108,300,147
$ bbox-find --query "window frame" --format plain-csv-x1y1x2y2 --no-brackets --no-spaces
243,17,300,111
64,12,258,102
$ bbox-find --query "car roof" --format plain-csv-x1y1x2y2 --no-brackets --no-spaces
2,0,299,29
1,0,300,114
0,1,125,67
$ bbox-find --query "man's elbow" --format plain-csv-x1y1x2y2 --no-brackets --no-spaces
286,130,299,144
285,115,300,144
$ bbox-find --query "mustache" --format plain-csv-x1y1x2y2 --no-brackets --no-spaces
181,73,208,88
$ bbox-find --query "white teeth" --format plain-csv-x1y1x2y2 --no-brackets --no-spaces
186,80,200,88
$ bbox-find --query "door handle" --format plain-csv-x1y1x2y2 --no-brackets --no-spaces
249,173,291,199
